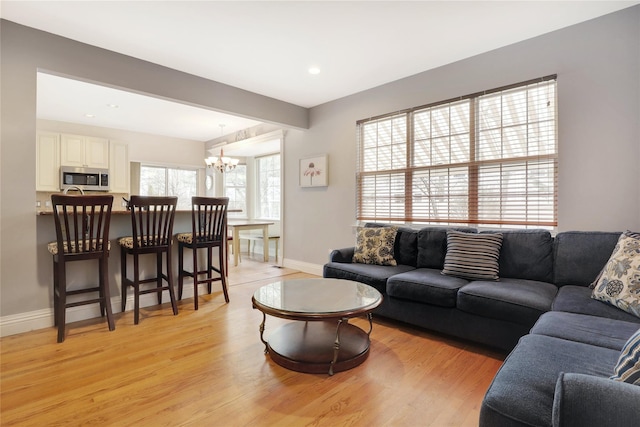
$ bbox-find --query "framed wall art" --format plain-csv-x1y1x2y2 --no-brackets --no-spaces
299,154,328,187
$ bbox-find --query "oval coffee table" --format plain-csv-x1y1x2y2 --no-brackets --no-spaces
252,278,383,375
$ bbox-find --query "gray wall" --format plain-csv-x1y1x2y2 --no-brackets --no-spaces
0,20,307,319
284,6,640,266
2,7,639,326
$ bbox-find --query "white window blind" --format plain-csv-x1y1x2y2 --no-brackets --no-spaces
356,76,557,228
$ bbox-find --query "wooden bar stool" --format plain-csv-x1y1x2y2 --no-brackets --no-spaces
119,196,178,324
48,194,115,343
176,197,229,310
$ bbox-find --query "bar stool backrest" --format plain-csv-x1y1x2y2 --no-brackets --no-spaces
128,196,178,249
51,194,114,260
191,197,229,244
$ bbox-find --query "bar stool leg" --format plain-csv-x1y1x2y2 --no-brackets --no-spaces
57,261,67,343
156,254,163,305
120,249,128,313
166,249,178,316
178,242,185,300
100,256,115,331
193,243,199,310
133,253,140,325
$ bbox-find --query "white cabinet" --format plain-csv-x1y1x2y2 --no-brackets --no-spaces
36,132,60,192
60,134,109,168
109,140,130,194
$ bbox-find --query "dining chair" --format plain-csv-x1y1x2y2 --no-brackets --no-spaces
176,197,230,309
48,194,115,342
119,195,178,324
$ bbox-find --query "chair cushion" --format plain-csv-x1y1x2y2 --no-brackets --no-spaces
482,229,553,283
176,233,224,244
457,278,557,326
352,226,398,266
591,231,640,318
118,236,170,249
531,311,640,350
47,240,110,255
323,262,415,295
442,231,503,280
387,268,468,307
610,328,640,384
552,285,640,323
553,231,622,287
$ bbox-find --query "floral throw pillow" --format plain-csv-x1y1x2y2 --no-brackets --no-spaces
353,226,398,266
591,231,640,318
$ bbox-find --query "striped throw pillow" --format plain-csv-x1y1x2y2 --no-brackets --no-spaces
442,231,503,280
610,328,640,385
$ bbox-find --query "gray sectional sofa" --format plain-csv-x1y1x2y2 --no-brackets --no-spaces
323,226,640,427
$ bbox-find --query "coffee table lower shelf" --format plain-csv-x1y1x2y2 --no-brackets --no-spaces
266,321,371,375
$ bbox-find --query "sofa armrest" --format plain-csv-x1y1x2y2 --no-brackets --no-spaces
329,247,355,263
552,372,640,427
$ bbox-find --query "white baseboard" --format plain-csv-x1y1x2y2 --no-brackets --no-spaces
0,285,201,338
0,260,325,337
282,258,324,276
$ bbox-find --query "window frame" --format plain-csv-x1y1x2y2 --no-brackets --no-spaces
356,75,558,229
224,163,248,219
255,153,281,221
138,164,199,210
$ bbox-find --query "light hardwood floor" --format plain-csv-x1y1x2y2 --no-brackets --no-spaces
1,256,506,426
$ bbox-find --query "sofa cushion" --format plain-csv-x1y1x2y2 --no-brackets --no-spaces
480,334,620,427
553,231,621,287
353,226,398,266
416,226,476,269
322,262,415,294
387,268,468,307
457,279,557,326
365,223,418,267
482,229,553,283
610,328,640,385
591,231,640,318
531,311,640,350
442,231,503,280
552,285,640,323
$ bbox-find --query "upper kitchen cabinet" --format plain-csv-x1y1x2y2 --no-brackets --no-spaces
60,134,109,168
109,140,130,194
36,131,60,192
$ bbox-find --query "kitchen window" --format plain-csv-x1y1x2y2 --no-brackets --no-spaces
356,76,557,228
139,165,197,210
256,154,281,220
224,164,247,218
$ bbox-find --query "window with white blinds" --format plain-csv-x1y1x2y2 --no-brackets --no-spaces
356,76,557,228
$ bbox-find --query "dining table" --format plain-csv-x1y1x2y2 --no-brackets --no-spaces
227,220,275,267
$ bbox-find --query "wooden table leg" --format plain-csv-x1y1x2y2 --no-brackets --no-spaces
233,227,240,267
262,225,269,262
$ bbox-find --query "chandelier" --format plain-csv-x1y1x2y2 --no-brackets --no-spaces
205,148,239,173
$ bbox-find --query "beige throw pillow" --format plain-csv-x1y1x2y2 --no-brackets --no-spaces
591,231,640,318
353,226,398,266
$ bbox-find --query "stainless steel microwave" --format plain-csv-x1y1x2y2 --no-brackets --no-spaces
60,166,110,192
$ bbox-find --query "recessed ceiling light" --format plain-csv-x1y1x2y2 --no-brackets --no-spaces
107,103,119,108
85,113,95,118
308,67,321,75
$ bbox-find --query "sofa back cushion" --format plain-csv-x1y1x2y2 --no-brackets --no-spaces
553,231,622,287
364,223,418,267
481,229,554,283
417,227,476,269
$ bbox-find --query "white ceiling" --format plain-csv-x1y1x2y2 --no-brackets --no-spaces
3,1,638,141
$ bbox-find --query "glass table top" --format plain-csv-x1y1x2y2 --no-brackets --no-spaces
252,278,382,317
